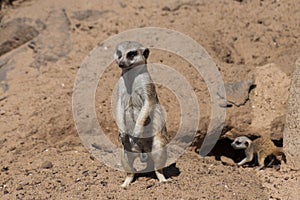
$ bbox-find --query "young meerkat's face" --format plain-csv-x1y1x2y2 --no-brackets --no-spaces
114,41,149,69
231,136,251,150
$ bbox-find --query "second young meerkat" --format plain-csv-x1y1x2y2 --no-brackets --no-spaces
114,41,169,188
231,136,286,170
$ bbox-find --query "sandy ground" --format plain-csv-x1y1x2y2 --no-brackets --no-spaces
0,0,299,199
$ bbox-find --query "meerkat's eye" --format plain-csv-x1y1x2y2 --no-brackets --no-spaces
235,141,241,145
126,50,138,60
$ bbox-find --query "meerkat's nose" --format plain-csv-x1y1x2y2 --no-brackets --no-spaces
118,61,125,68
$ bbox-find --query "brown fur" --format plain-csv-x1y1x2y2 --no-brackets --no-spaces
231,136,286,169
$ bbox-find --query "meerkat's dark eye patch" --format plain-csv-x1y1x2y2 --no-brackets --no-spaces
126,50,138,60
235,141,241,145
116,50,122,59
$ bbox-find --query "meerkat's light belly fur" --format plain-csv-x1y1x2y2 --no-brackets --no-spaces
118,69,165,138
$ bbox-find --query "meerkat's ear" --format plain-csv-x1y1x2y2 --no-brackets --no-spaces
114,50,122,60
245,141,249,147
142,48,150,59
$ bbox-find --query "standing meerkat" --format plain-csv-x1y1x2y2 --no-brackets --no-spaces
231,136,286,170
114,41,169,188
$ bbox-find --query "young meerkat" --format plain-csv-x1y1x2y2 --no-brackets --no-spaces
231,136,286,170
114,41,169,188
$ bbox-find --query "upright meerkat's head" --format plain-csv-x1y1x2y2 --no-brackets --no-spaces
231,136,252,150
114,41,150,70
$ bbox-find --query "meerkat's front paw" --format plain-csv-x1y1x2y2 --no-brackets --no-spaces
256,166,265,171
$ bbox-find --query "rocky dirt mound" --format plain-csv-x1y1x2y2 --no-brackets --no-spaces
0,0,299,199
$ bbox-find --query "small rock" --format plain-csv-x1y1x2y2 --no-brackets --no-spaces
30,9,72,68
41,161,53,169
89,170,97,177
16,185,23,191
75,178,81,183
89,155,95,160
82,170,89,176
1,166,9,172
218,79,255,107
72,10,113,21
162,6,171,11
221,156,236,166
0,19,39,56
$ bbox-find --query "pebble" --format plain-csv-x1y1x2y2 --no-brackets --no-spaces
16,185,23,190
82,170,89,176
41,161,53,169
1,166,9,172
100,180,107,186
89,170,97,177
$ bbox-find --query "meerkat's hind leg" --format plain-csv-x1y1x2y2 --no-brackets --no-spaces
257,153,267,170
150,148,170,183
266,157,275,168
155,169,169,183
264,154,284,168
281,153,287,163
121,173,135,188
121,151,137,188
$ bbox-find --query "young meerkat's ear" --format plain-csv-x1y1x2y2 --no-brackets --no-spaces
245,141,249,147
142,48,150,59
